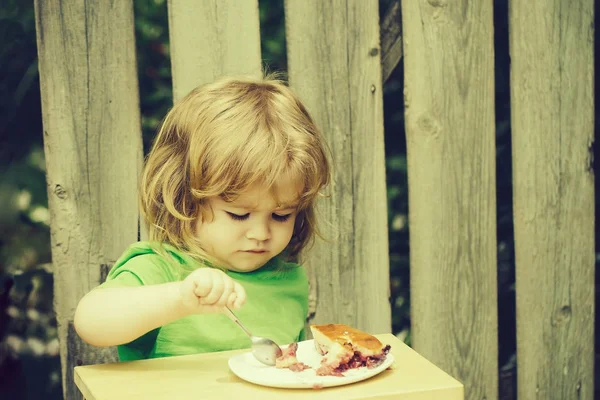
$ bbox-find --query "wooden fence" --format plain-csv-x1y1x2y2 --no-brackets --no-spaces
33,0,595,399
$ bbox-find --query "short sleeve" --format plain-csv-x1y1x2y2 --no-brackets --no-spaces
98,253,178,289
98,270,143,288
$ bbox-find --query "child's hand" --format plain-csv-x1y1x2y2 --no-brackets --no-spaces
179,268,246,314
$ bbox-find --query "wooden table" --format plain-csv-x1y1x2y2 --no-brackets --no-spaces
74,333,463,399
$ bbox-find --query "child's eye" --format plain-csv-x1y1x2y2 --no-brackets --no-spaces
226,212,249,221
272,213,292,222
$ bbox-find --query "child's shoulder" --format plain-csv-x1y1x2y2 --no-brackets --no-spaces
105,241,194,284
116,241,189,263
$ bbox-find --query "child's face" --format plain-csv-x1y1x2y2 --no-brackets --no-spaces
195,181,300,272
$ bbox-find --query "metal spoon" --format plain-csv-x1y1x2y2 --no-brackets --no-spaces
224,306,283,366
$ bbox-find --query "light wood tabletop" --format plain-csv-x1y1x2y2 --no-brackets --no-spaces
74,333,463,399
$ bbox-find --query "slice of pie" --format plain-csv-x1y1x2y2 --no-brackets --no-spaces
310,323,391,376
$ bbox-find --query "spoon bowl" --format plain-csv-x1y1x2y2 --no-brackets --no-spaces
250,336,283,366
224,306,283,366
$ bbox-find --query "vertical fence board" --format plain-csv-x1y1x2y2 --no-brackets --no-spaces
285,0,391,335
167,0,262,101
509,1,595,398
401,1,498,399
33,0,142,398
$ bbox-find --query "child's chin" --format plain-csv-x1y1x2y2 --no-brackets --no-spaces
227,261,264,273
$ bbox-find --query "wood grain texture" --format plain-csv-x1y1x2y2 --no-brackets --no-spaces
509,1,595,398
74,334,463,400
285,0,391,335
33,1,142,398
401,1,498,399
66,322,118,400
167,0,262,101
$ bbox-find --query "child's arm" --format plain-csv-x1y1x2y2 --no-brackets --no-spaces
74,268,246,347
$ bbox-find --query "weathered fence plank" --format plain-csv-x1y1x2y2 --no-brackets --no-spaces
285,0,392,335
401,1,498,399
167,0,262,101
33,0,142,398
509,1,595,398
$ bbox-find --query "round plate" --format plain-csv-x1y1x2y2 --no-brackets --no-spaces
228,339,395,389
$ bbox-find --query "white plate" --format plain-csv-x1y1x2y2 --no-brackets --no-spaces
228,339,395,389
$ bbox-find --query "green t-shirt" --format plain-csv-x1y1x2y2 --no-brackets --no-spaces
98,242,309,361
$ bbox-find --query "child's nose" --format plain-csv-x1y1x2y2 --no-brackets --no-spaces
246,221,271,241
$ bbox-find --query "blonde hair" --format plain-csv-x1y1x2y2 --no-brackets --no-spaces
140,73,331,268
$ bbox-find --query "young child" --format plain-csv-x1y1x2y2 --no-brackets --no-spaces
74,73,331,361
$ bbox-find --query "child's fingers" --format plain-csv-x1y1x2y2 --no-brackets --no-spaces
232,281,246,309
200,273,224,304
216,277,234,306
226,292,237,309
182,270,244,312
180,278,202,308
192,278,212,299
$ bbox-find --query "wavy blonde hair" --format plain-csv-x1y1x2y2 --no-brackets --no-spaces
140,73,331,268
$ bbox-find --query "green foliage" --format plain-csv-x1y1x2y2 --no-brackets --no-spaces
0,2,60,398
0,0,50,275
133,0,173,152
259,0,288,72
382,64,411,342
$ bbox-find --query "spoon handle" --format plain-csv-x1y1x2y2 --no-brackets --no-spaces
224,306,253,338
